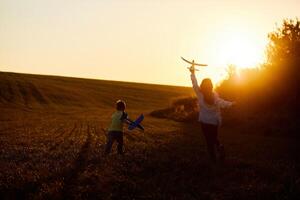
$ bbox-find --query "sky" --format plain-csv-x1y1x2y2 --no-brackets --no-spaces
0,0,299,86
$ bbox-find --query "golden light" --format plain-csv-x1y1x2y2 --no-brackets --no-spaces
213,28,266,69
194,27,268,86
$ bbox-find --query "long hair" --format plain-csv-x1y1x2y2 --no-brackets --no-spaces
200,78,214,105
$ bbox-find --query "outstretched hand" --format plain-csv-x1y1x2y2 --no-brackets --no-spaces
189,64,196,74
189,68,195,74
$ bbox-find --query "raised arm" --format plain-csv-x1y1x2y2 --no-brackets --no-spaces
190,71,201,99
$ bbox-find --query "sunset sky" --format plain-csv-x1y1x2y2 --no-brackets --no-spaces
0,0,299,86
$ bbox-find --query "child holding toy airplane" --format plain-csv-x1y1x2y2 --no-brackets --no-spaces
105,100,128,155
189,64,235,164
105,100,144,155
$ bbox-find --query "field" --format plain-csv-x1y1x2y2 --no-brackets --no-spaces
0,71,299,199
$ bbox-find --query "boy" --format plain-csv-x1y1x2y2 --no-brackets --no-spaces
105,100,128,155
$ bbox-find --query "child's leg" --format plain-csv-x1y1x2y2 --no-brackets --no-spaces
211,125,219,147
212,126,225,162
201,123,217,163
116,132,124,154
207,135,217,163
105,131,115,154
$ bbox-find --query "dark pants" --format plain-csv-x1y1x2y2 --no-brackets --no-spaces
105,131,124,154
201,122,224,163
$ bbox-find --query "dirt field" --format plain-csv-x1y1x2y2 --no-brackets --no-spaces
0,72,299,199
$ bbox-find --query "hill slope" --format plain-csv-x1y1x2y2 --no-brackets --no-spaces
0,71,192,111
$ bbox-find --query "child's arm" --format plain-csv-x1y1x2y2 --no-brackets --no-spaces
190,70,201,99
215,94,235,108
121,112,130,124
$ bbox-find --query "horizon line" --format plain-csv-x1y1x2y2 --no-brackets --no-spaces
0,70,191,88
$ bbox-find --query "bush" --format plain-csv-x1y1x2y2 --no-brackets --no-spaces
150,97,198,122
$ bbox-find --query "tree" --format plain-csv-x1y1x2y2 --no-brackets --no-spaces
266,18,300,65
218,18,300,111
264,18,300,106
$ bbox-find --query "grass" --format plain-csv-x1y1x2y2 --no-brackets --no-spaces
0,71,299,199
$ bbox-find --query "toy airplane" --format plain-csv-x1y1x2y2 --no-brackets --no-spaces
127,114,144,131
181,57,208,71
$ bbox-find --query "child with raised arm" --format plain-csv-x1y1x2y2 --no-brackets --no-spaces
189,67,235,164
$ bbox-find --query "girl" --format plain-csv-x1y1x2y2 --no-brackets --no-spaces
190,67,235,163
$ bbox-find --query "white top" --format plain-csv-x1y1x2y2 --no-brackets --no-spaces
191,74,233,125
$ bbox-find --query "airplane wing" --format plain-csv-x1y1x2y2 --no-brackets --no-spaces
181,57,193,65
194,63,208,67
128,114,144,131
181,57,208,66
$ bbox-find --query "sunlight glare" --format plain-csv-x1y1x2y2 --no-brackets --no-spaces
214,29,265,69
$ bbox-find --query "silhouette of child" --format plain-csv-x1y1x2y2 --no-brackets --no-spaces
189,67,235,163
105,100,128,155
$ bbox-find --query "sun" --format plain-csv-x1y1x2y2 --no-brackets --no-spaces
214,29,265,69
194,28,267,86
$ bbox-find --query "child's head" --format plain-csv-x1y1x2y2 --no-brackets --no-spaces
116,100,126,111
200,78,213,93
200,78,214,105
